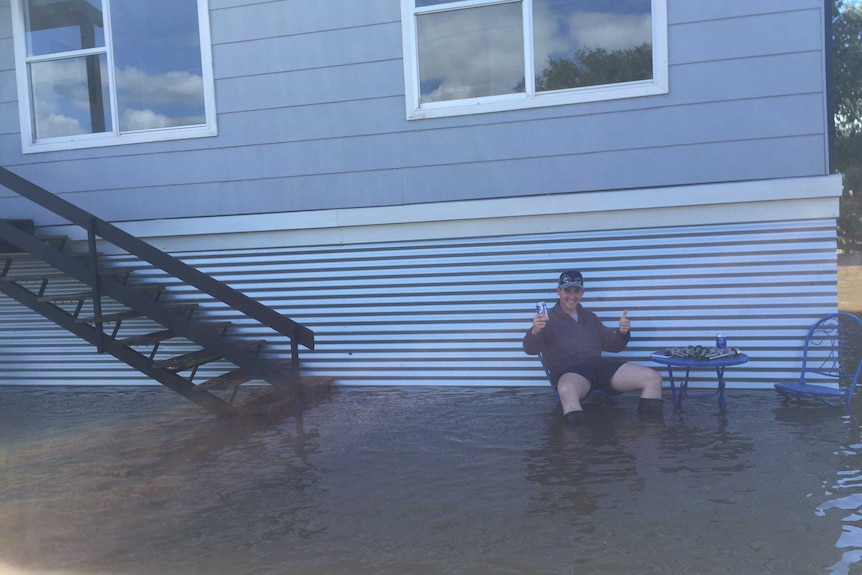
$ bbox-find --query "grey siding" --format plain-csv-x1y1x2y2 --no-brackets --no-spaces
0,0,830,225
0,218,838,389
0,0,15,148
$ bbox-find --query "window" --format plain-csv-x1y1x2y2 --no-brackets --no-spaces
400,0,668,119
11,0,217,152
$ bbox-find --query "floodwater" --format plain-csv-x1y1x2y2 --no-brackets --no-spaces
1,386,861,575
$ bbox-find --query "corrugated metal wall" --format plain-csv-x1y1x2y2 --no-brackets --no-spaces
0,218,838,389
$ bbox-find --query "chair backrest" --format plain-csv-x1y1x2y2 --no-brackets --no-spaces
538,353,561,402
800,312,862,398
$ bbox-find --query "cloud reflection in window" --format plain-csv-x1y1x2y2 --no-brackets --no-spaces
416,0,652,104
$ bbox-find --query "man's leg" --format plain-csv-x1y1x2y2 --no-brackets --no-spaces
557,372,592,420
609,363,662,398
609,362,664,418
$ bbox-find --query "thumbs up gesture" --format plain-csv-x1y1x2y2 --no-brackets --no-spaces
619,309,631,334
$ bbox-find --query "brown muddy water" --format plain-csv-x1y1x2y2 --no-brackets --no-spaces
1,385,861,575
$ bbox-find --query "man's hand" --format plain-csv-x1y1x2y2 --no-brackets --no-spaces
531,313,548,335
619,309,630,334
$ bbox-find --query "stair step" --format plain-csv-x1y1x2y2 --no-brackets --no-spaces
93,267,135,281
1,267,134,283
196,368,256,390
117,321,231,346
102,267,135,276
76,302,199,324
37,284,164,303
0,235,69,257
117,329,177,346
153,348,221,371
36,234,68,243
37,290,94,303
153,340,266,372
77,309,143,324
1,270,69,282
206,321,232,335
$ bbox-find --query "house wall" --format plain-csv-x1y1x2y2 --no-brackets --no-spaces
0,0,844,391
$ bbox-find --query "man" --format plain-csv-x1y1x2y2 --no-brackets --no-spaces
523,270,663,425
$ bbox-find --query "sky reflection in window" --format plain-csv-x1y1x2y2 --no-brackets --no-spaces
416,0,653,104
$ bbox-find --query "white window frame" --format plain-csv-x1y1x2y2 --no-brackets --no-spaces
10,0,218,154
400,0,668,120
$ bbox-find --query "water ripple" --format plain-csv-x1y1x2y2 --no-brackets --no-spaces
0,386,859,574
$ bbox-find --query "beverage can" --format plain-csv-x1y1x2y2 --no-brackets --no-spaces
716,334,727,349
536,302,548,317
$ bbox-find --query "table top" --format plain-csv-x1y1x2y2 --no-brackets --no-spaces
650,351,750,368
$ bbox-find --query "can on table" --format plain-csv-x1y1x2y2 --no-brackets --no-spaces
716,334,727,349
536,302,548,317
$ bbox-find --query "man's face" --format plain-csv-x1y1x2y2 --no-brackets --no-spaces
557,286,584,314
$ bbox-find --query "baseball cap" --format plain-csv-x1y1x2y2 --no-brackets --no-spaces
558,270,584,289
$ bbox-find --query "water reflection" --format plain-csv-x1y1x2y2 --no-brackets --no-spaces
772,403,862,574
521,398,768,571
778,406,862,575
660,410,755,479
0,386,330,574
525,401,646,520
1,387,860,574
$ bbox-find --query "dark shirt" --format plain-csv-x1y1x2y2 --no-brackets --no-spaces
523,302,630,381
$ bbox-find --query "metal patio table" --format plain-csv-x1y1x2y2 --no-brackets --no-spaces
650,351,750,409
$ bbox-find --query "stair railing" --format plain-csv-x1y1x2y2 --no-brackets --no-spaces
0,166,315,376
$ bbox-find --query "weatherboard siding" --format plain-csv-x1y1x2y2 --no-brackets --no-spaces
0,0,830,225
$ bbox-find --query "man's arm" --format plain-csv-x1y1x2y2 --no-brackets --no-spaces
597,310,631,352
619,310,630,334
522,313,547,355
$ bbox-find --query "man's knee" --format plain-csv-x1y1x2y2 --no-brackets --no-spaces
613,363,662,394
558,375,590,398
644,368,663,391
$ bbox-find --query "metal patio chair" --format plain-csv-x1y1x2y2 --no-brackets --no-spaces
774,312,862,407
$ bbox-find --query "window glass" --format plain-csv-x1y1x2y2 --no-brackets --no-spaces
402,0,667,119
24,0,105,56
532,0,652,92
30,53,112,138
417,2,524,104
14,0,216,151
110,0,206,131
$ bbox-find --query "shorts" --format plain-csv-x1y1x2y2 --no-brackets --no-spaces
553,358,626,394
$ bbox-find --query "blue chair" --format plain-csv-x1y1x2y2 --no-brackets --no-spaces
538,353,606,404
774,312,862,407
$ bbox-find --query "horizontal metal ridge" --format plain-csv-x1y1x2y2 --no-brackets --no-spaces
0,218,841,388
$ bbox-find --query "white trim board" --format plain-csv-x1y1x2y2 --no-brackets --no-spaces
47,174,842,253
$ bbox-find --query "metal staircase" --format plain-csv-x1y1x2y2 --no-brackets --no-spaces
0,167,316,416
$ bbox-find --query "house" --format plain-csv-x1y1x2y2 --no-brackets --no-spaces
0,0,842,390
